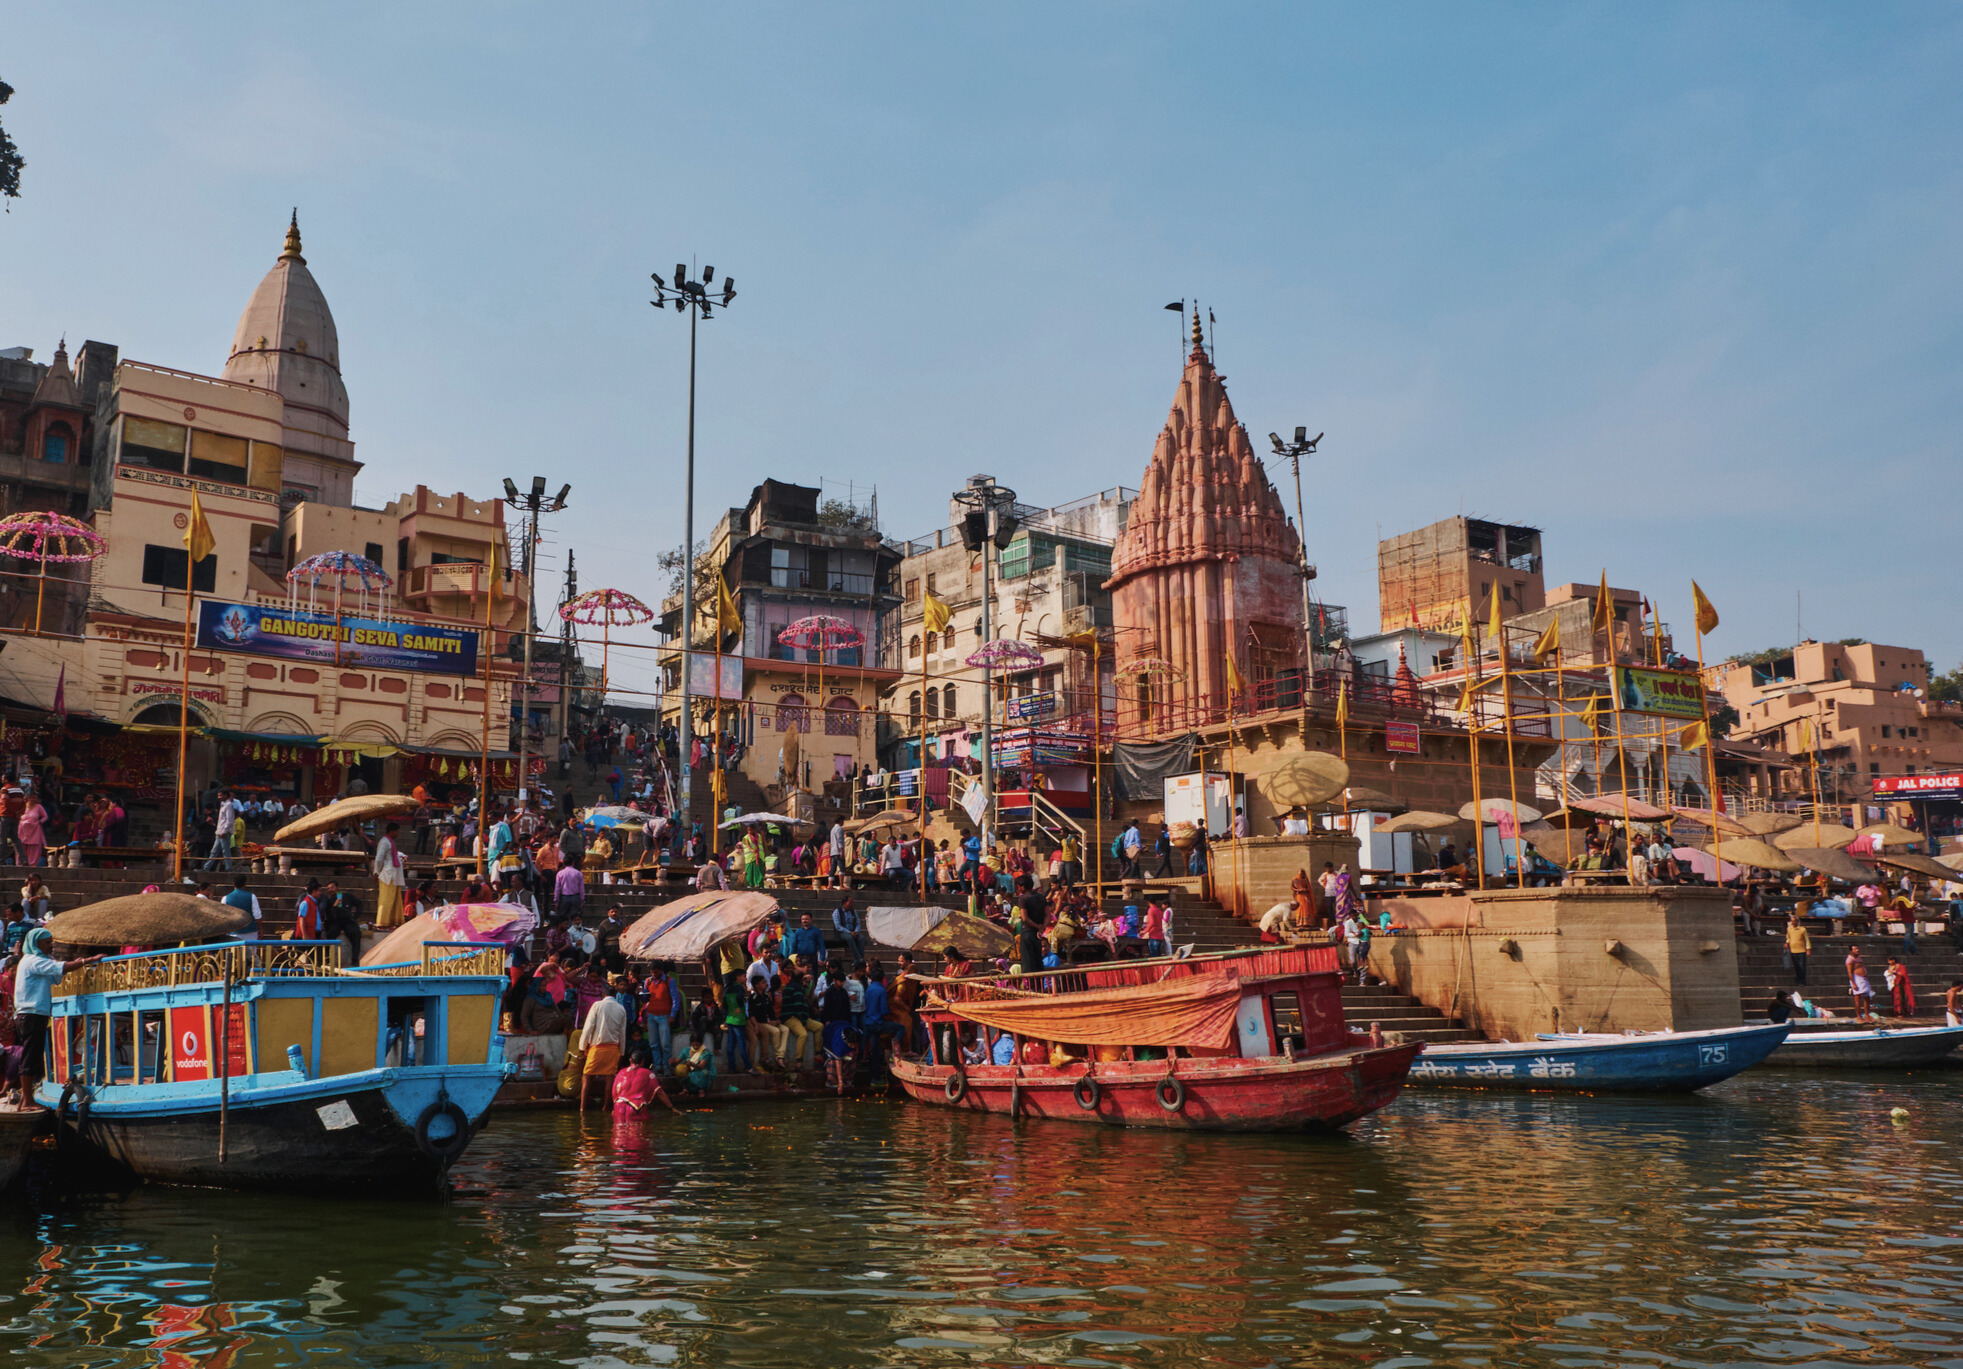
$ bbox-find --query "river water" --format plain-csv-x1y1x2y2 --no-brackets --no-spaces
4,1070,1961,1368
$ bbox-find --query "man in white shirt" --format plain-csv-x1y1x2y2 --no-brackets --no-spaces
204,790,238,872
577,987,629,1112
1281,809,1310,837
373,821,408,929
13,927,101,1107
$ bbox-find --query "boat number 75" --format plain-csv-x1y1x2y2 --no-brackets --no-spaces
1698,1044,1728,1066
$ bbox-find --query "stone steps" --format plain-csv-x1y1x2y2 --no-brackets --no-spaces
1736,933,1961,1018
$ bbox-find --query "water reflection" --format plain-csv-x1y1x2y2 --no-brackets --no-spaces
3,1070,1961,1366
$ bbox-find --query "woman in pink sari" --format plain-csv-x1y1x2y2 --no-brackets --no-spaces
611,1046,679,1120
17,796,48,868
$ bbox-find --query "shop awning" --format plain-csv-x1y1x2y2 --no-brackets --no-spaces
210,728,330,745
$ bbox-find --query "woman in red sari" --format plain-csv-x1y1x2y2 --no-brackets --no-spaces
611,1045,679,1120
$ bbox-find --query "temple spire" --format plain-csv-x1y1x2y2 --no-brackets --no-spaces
1191,304,1205,354
280,209,305,264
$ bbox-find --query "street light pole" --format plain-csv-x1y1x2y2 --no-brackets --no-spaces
502,476,570,817
952,477,1019,855
653,263,737,838
1269,428,1323,693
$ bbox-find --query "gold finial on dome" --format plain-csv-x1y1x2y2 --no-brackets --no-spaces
280,209,305,264
1191,304,1205,352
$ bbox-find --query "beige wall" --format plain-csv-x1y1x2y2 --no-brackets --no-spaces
1368,886,1741,1040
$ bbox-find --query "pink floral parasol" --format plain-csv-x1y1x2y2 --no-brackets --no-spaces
0,511,106,563
778,615,865,651
966,639,1044,671
559,587,655,627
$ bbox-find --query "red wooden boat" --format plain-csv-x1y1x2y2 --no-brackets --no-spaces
891,946,1423,1131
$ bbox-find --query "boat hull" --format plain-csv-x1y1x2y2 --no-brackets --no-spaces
0,1109,46,1189
1405,1023,1790,1093
891,1043,1424,1131
40,1066,502,1192
1761,1024,1963,1068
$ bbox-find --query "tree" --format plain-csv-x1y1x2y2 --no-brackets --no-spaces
816,497,877,532
1709,702,1740,739
0,79,22,206
1931,665,1963,706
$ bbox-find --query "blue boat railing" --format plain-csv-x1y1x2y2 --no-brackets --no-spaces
54,940,349,997
363,941,509,978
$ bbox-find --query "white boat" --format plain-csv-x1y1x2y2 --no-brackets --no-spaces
1759,1023,1963,1069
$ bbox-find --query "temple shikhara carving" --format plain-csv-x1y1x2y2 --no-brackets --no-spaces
1106,312,1305,734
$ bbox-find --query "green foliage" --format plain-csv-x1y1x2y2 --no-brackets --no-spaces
1931,666,1963,706
1724,647,1791,668
816,498,877,532
0,78,21,205
1709,703,1740,739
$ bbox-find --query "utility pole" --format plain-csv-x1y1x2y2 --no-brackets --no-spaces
951,476,1020,853
501,477,571,813
1269,428,1323,693
651,261,738,833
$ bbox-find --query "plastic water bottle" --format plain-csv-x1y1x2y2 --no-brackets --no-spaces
286,1045,309,1079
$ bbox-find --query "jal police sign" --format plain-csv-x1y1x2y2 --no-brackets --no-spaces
1873,773,1963,801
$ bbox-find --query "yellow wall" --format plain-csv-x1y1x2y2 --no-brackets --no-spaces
254,997,316,1074
318,997,379,1077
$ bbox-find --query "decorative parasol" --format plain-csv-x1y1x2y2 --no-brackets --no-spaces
287,551,395,661
275,792,418,843
47,892,251,947
775,616,865,783
0,511,107,635
1120,655,1185,680
559,587,656,702
966,639,1044,672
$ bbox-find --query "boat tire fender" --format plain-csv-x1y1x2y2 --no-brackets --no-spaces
1156,1075,1186,1113
1073,1075,1101,1111
415,1100,471,1162
944,1071,968,1104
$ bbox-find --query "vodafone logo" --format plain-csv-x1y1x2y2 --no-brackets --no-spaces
181,1030,200,1057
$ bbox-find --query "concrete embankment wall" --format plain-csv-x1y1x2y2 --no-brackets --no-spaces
1365,886,1741,1041
1210,833,1360,920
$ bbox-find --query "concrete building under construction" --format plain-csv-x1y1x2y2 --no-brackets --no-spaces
1378,515,1544,635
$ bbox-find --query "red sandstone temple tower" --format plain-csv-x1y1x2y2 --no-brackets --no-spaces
1106,313,1305,734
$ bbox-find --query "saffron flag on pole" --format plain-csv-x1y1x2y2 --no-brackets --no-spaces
1335,681,1349,727
1531,616,1560,663
1591,572,1613,635
921,590,951,635
715,571,742,635
185,491,215,565
1488,583,1504,643
1581,693,1609,736
1677,719,1709,751
1224,650,1246,696
1692,581,1719,636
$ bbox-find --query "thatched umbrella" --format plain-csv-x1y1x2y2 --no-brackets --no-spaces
1694,839,1800,873
1870,851,1955,881
276,793,418,843
1670,805,1755,837
1939,852,1963,873
1457,798,1545,825
1521,824,1591,865
1373,810,1469,834
1857,823,1925,849
1783,846,1876,884
1739,812,1804,836
1773,822,1856,852
1342,786,1405,812
1258,753,1350,808
46,893,252,947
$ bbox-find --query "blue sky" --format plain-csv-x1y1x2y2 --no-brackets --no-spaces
5,5,1959,700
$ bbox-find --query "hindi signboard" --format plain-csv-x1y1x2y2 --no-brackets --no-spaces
197,601,478,676
684,651,745,701
1611,666,1706,720
1385,720,1421,754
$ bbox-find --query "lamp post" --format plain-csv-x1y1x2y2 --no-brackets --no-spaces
951,477,1020,852
651,262,738,835
501,476,570,817
1268,427,1323,693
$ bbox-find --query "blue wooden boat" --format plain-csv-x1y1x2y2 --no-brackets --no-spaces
37,939,508,1191
1403,1022,1790,1093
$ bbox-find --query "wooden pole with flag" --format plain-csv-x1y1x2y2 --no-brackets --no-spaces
1690,580,1726,867
1489,586,1526,887
921,590,951,900
1531,613,1565,807
476,538,500,881
1335,679,1348,761
172,492,215,883
1595,572,1635,844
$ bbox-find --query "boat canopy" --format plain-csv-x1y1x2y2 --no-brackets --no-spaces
929,973,1243,1050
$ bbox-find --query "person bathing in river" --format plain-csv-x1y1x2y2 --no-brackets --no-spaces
611,1046,679,1120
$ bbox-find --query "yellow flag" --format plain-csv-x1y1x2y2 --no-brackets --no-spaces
921,590,951,635
1580,693,1608,735
185,491,215,565
715,571,741,635
1335,681,1348,726
1455,673,1500,714
1692,580,1719,636
1591,571,1612,634
1531,616,1560,663
1677,719,1709,751
1224,651,1246,695
1487,582,1503,642
1797,719,1813,752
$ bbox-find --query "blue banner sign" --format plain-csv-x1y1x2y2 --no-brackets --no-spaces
196,600,479,676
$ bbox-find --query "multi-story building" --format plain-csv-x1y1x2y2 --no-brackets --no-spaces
1378,515,1544,636
876,479,1132,817
657,480,903,797
3,217,538,818
1707,640,1963,811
